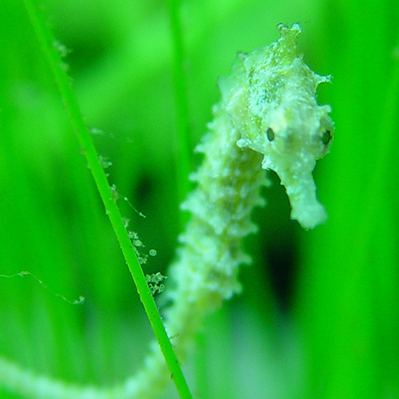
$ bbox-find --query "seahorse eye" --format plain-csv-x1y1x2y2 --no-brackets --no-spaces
266,127,275,142
322,129,332,145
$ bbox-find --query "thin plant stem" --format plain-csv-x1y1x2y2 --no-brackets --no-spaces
352,36,399,260
23,1,193,398
169,0,192,229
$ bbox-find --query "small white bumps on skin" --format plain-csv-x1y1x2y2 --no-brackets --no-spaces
225,23,334,229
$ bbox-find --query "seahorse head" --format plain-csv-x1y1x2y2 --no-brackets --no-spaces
222,24,334,229
255,92,334,230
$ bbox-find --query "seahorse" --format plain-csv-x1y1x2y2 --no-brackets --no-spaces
0,23,333,399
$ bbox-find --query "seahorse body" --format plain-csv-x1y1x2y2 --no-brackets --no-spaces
0,23,333,399
165,20,333,367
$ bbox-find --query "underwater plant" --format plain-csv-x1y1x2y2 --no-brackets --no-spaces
0,3,334,398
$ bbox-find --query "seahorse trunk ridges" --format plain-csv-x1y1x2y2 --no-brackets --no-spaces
0,24,333,399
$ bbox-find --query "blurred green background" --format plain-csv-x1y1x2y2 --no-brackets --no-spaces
1,0,398,398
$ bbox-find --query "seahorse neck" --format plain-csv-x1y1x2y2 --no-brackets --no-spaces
166,103,267,327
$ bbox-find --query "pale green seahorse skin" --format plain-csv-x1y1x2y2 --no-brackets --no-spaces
165,21,333,356
0,23,333,399
231,23,333,229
